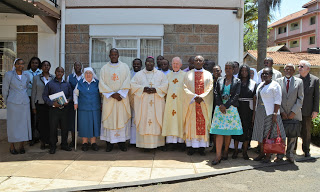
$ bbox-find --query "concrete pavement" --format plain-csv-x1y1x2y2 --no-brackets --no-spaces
0,119,320,191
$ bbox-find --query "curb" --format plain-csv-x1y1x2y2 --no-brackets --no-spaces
38,155,320,192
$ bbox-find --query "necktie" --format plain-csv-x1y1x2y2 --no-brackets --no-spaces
286,79,290,93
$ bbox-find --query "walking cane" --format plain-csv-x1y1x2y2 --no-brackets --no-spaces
75,109,78,151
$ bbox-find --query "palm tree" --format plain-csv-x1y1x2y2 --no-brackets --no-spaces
257,0,282,71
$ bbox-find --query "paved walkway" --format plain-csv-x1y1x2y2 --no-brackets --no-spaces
0,119,320,191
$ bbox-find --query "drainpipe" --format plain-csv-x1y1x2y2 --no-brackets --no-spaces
60,0,65,71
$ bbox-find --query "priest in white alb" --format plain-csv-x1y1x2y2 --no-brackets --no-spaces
183,55,213,156
131,56,168,150
162,57,186,151
99,48,131,152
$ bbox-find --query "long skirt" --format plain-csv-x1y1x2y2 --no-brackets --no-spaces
7,102,32,142
36,104,50,144
78,110,101,138
252,104,286,143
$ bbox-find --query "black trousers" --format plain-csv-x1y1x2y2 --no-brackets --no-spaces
29,97,39,141
301,116,312,153
49,107,68,148
36,104,50,144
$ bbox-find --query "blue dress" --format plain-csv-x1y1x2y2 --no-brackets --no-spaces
210,84,243,135
77,79,101,138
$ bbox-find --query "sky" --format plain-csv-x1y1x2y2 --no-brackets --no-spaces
270,0,312,24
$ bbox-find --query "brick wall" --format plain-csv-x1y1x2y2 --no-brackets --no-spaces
65,25,90,76
163,24,219,69
17,25,38,68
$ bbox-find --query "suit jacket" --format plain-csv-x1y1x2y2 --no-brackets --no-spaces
31,73,55,109
215,76,241,109
276,76,304,121
295,73,319,116
2,70,30,105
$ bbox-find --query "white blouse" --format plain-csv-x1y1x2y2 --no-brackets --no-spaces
256,80,282,116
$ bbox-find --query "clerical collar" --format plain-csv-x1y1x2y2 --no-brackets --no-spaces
110,62,119,66
194,68,203,72
173,70,180,73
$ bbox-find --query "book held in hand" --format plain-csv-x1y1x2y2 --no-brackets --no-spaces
49,91,67,106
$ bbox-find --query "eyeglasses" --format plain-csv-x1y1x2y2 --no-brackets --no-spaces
298,65,304,68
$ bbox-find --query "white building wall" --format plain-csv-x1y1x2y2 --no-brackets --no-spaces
66,8,243,72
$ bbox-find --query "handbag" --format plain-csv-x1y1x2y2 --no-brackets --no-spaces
263,122,286,154
282,119,301,138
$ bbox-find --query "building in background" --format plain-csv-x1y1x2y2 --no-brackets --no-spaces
0,0,245,108
268,0,320,53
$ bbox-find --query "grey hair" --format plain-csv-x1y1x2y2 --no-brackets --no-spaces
172,57,182,64
285,63,295,70
300,60,311,69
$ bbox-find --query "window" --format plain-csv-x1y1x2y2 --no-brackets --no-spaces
310,16,316,25
310,36,315,44
278,26,287,34
290,22,299,31
91,37,162,78
290,40,299,48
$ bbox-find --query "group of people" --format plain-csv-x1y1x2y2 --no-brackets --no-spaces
2,49,319,166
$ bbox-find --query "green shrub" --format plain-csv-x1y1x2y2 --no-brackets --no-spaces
311,106,320,137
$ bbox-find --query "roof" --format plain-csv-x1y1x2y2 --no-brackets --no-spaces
303,0,318,8
266,45,290,52
245,50,320,67
268,9,308,28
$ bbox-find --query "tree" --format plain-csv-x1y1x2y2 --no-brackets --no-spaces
257,0,281,71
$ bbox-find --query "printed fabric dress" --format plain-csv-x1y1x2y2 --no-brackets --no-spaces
210,84,243,135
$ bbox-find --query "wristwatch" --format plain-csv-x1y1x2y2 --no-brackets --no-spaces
273,112,277,115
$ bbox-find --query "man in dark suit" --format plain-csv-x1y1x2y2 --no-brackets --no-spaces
276,64,304,163
295,60,319,157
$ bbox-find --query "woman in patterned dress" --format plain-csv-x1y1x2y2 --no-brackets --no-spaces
210,62,242,165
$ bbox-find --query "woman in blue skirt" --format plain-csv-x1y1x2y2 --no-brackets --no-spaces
73,67,101,151
210,62,242,165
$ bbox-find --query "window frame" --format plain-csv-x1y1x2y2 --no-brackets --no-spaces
89,36,163,68
309,36,315,45
290,22,299,31
278,26,287,34
289,40,299,48
310,16,316,25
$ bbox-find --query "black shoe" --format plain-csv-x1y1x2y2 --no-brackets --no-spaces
106,142,114,152
118,142,127,152
242,152,250,160
167,143,175,151
19,148,25,154
10,148,18,155
144,149,151,152
254,154,265,161
81,143,89,151
91,143,99,151
262,158,271,163
287,157,295,163
209,147,216,153
69,142,75,148
61,145,72,151
211,159,221,166
29,140,34,146
187,148,195,156
222,155,228,160
159,146,167,151
178,143,186,152
274,157,284,163
199,147,206,156
40,142,46,150
232,151,238,159
49,147,56,154
305,152,311,157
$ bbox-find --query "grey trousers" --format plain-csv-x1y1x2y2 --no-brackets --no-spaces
278,137,297,159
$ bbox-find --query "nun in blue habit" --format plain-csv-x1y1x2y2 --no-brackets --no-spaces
73,67,101,151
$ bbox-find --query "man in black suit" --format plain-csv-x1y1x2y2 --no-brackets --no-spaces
295,60,319,157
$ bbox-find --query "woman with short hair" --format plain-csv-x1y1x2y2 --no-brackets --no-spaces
210,62,243,165
2,58,32,154
74,67,101,151
31,60,55,149
252,67,286,163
